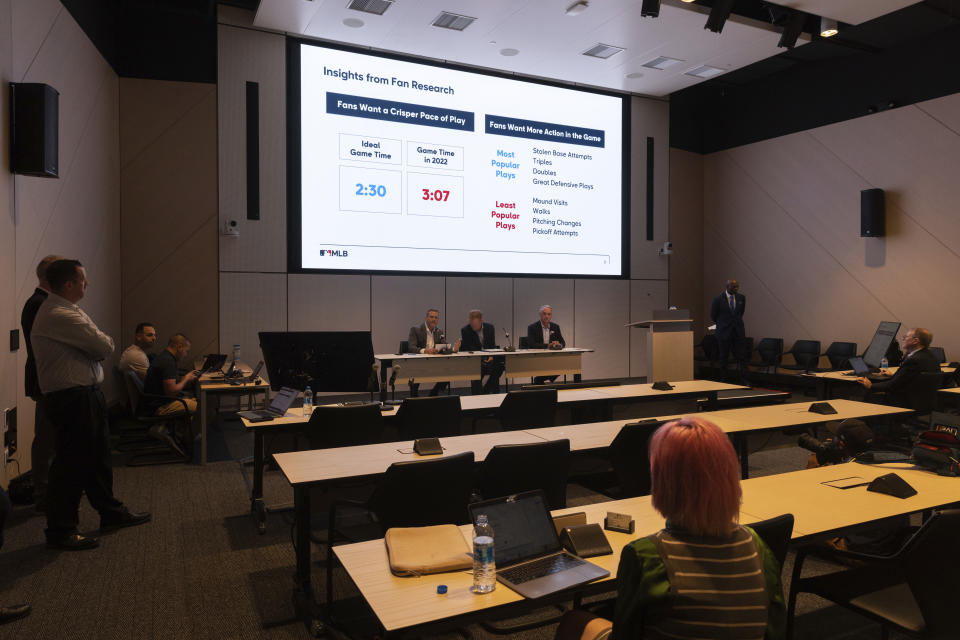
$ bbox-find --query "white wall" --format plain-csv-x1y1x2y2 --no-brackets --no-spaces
216,20,671,382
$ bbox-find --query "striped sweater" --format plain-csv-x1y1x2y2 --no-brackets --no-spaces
611,525,785,640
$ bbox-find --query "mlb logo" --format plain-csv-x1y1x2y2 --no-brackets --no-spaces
319,250,326,256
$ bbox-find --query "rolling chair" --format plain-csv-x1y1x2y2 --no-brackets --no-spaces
478,439,570,509
824,341,858,370
781,340,821,372
299,403,384,450
607,420,662,498
115,369,192,465
928,346,947,364
472,388,557,433
752,337,784,374
395,395,462,440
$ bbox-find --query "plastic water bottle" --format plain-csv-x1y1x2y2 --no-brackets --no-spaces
472,514,496,594
303,386,313,416
880,356,889,370
232,344,241,362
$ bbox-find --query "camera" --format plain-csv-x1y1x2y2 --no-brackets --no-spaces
797,420,874,466
223,219,240,237
658,241,673,256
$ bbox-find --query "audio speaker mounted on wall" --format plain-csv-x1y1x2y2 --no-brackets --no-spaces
860,188,885,237
10,82,59,178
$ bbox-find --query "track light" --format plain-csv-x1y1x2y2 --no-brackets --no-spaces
641,0,660,18
820,17,838,37
565,1,588,16
704,0,734,33
777,9,806,49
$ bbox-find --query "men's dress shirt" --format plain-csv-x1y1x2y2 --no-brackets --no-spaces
31,292,114,393
119,344,150,379
542,323,551,345
425,328,435,351
726,290,736,311
476,328,484,345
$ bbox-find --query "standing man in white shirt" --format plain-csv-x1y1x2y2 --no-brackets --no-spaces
31,259,151,550
118,322,157,381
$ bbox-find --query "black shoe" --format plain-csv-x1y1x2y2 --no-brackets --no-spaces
100,509,151,533
0,604,31,625
46,533,100,551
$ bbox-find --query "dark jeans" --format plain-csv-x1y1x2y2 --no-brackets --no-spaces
30,401,56,503
42,386,125,537
471,357,505,395
0,487,9,549
718,335,750,384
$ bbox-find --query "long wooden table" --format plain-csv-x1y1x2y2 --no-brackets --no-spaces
809,364,955,400
243,380,746,531
938,387,960,411
376,347,594,387
274,400,914,636
196,377,269,464
334,462,960,637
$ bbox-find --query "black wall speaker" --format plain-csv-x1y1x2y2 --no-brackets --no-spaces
860,188,885,237
10,82,59,178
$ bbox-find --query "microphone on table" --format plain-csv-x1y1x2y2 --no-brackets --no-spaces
368,362,381,402
503,327,515,352
389,364,401,402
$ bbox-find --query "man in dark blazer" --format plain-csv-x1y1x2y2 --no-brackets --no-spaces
858,327,941,409
527,305,566,384
460,310,504,394
407,308,457,396
710,279,749,385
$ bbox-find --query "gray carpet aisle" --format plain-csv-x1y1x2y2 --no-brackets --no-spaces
0,395,919,639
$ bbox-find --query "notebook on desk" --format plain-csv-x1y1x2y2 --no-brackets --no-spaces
467,491,608,599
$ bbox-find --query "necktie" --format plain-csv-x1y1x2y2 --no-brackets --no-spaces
729,295,735,313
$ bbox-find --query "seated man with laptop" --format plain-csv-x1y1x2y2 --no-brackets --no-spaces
856,327,941,408
143,333,199,416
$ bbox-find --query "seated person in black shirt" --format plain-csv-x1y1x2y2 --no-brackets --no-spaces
143,333,198,416
460,309,504,394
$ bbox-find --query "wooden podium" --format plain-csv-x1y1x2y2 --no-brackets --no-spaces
627,318,694,381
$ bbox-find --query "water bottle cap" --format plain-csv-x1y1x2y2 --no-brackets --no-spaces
476,514,488,525
436,585,448,595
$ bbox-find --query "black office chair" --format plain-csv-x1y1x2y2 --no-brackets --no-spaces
115,369,191,465
478,439,570,510
907,372,949,424
748,513,793,572
823,341,858,370
928,346,947,364
472,388,558,433
518,336,530,349
607,421,663,498
786,509,960,640
398,340,410,354
325,452,476,607
752,338,784,374
781,340,821,372
300,403,384,450
395,395,462,440
694,334,719,363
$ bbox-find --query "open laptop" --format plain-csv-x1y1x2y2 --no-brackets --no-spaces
467,491,609,599
844,356,891,381
196,353,227,375
236,386,298,422
226,360,264,386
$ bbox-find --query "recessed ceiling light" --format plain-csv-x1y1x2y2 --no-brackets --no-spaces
500,48,519,57
625,72,644,79
565,1,588,16
820,17,838,37
642,55,683,70
582,43,625,59
685,65,725,79
346,0,392,16
342,17,364,28
432,12,476,31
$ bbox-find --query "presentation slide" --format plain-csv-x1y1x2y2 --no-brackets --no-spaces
295,43,627,276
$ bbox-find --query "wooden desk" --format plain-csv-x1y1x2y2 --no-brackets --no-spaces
196,378,268,464
809,365,956,400
333,461,960,636
375,348,594,387
938,387,960,411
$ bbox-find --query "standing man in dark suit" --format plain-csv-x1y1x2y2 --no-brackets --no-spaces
527,305,566,384
857,328,941,408
21,254,62,513
710,279,749,385
460,309,504,394
407,308,459,396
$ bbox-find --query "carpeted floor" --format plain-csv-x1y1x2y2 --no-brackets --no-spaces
0,389,919,639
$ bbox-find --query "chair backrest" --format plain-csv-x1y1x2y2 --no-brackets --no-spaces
396,395,462,440
120,369,147,416
825,341,857,370
756,338,784,366
609,421,662,498
908,372,948,413
368,451,476,528
479,439,570,510
302,403,384,450
903,509,960,635
518,336,530,349
928,346,947,364
789,340,821,369
499,389,558,430
747,513,793,572
398,340,409,354
698,335,719,361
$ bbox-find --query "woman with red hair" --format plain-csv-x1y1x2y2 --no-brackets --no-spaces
556,417,786,640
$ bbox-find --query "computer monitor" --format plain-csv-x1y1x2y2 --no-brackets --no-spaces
258,331,375,392
862,321,901,369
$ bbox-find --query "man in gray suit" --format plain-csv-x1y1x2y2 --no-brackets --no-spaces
407,309,458,396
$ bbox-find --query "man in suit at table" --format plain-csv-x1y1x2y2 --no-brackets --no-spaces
407,308,459,396
857,327,941,408
710,279,749,385
527,304,566,384
460,309,504,395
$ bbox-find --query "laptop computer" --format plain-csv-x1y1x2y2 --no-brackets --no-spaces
236,386,298,422
844,356,891,381
467,491,609,599
197,353,227,375
226,361,264,386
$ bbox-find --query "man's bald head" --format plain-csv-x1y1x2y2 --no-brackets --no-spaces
167,333,192,361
